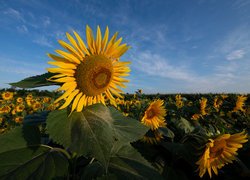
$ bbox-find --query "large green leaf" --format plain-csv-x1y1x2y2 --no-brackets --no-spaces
9,72,61,88
109,143,164,180
109,107,149,142
47,106,114,170
46,104,149,171
173,117,194,134
0,126,69,179
0,145,69,180
0,126,41,154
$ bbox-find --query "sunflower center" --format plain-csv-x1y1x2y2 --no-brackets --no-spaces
147,109,155,119
75,55,113,96
210,140,226,158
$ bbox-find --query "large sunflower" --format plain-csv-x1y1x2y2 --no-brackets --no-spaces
196,131,248,178
47,26,130,112
141,99,167,130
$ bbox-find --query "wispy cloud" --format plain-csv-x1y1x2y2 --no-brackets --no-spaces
3,8,25,22
41,16,51,27
226,49,245,60
33,36,53,47
16,24,28,33
133,51,194,81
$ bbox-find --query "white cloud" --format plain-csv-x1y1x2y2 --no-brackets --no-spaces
134,51,194,81
33,36,53,47
42,16,51,27
17,25,28,33
226,49,245,60
3,8,25,22
130,50,250,93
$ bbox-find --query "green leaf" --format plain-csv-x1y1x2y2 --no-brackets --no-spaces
158,127,175,139
0,145,69,180
173,117,194,134
0,126,41,154
46,104,149,172
81,162,105,180
109,107,149,142
47,106,114,170
109,143,164,180
9,72,61,88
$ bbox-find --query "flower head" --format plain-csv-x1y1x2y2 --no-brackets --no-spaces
200,97,208,116
141,99,167,130
141,130,164,144
175,94,184,109
16,97,23,103
233,95,247,113
47,25,130,113
196,131,248,178
1,91,13,100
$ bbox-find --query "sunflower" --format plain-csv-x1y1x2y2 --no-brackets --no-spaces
191,113,201,120
233,95,247,113
47,25,130,113
141,130,164,144
213,96,223,112
196,131,248,178
16,97,23,103
141,99,167,130
15,116,23,123
1,91,14,100
32,101,42,111
175,94,184,109
16,104,25,112
200,97,208,116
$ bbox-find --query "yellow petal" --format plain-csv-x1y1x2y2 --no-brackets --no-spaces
101,26,109,53
47,53,70,63
105,32,118,54
55,50,81,64
59,89,79,110
66,32,85,57
58,40,82,60
86,25,94,54
54,86,76,103
70,92,83,113
96,25,102,54
77,94,86,112
48,61,76,69
73,31,90,55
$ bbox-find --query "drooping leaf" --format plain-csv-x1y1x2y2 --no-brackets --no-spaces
109,106,149,143
9,72,61,88
46,104,149,171
109,143,164,180
81,162,105,180
173,117,194,134
0,145,69,180
47,105,115,170
158,127,175,139
0,126,41,154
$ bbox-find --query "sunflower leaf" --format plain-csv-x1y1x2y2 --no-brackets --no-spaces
109,143,164,180
46,104,149,171
109,106,149,143
0,126,69,179
0,125,41,154
9,72,61,88
0,145,69,180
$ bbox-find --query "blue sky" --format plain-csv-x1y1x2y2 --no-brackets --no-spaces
0,0,250,93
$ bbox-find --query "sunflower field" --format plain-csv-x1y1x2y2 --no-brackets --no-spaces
0,26,250,180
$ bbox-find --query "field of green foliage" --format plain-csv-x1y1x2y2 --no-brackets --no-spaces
1,88,249,179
